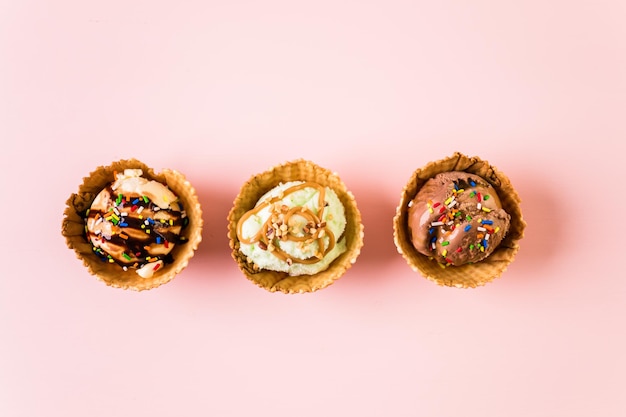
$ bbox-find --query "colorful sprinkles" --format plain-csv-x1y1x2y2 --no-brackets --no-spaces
84,184,189,275
425,176,501,267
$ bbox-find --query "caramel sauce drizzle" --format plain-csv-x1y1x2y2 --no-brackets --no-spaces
236,182,336,265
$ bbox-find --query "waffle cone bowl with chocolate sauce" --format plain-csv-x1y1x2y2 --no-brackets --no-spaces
228,159,365,294
393,152,525,288
62,159,203,291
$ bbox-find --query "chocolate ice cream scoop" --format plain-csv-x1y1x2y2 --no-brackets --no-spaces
407,171,510,266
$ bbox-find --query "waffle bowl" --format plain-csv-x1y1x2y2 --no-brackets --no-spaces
393,152,525,288
62,159,203,291
228,159,364,294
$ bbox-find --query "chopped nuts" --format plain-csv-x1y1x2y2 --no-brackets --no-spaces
237,181,343,272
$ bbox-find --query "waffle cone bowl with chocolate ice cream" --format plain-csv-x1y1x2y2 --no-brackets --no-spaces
393,152,525,288
228,159,364,294
62,159,203,291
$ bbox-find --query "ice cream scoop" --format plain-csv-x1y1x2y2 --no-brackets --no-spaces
236,181,347,276
407,171,510,266
85,169,188,278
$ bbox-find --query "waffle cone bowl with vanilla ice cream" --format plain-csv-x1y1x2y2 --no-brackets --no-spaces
228,159,364,294
62,159,203,291
393,152,525,288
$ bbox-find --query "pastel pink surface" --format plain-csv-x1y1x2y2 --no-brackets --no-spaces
1,1,625,417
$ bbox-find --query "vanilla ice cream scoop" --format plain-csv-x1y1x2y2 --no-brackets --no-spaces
236,181,347,276
85,169,188,278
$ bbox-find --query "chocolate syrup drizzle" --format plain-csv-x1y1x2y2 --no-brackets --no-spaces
83,185,188,269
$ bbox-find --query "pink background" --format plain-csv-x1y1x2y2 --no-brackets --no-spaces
2,1,625,416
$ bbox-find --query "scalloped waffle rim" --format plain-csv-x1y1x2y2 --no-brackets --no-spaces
393,152,526,288
227,159,364,294
62,159,203,291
